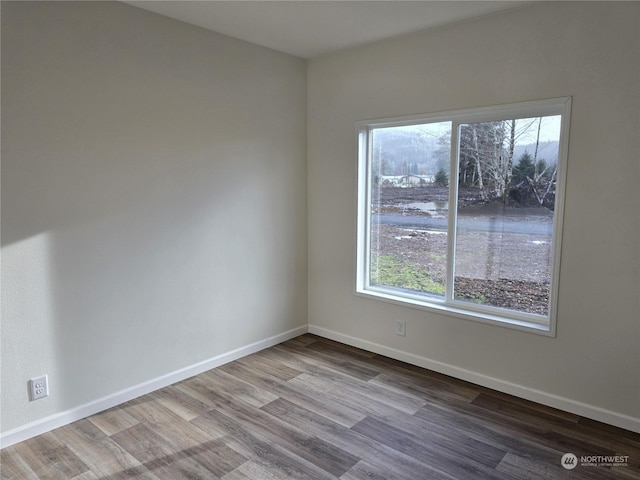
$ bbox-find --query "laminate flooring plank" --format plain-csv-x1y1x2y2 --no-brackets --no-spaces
615,462,640,480
365,351,486,399
0,448,39,480
481,399,629,456
177,366,365,426
180,366,365,463
480,388,581,423
351,415,515,480
111,423,237,479
288,372,423,419
217,356,291,393
615,455,640,480
339,460,398,480
323,367,430,414
301,336,389,369
110,424,181,467
232,349,304,381
479,405,640,479
9,432,89,480
122,396,244,477
86,406,140,437
285,335,320,347
198,369,280,408
338,459,454,480
299,337,481,404
221,460,299,480
414,399,567,465
279,341,381,382
369,371,480,404
528,421,639,465
176,369,278,415
191,409,337,480
174,375,227,410
472,392,581,429
302,335,377,359
261,397,457,480
496,452,578,480
143,455,223,480
578,417,640,447
278,338,380,371
299,366,427,415
150,384,214,422
218,358,366,427
268,344,376,383
126,398,224,450
277,378,367,428
414,392,621,459
285,373,390,421
176,441,248,478
71,464,159,480
362,403,508,469
69,470,101,480
51,419,155,479
196,393,359,477
555,419,640,456
470,396,625,456
123,395,192,427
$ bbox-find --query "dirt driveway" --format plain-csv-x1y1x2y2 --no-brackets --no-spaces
371,186,553,315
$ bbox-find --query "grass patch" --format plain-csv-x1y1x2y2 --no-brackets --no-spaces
371,254,445,296
455,292,487,304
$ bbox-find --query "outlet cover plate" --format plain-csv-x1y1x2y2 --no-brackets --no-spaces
29,375,49,401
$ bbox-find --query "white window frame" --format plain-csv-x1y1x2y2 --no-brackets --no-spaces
356,97,572,335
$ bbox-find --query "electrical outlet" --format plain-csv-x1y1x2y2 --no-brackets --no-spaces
395,320,406,337
29,375,49,401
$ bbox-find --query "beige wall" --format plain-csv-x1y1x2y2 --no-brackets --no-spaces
1,1,307,433
307,2,639,426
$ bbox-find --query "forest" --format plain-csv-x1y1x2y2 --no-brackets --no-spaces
372,116,561,210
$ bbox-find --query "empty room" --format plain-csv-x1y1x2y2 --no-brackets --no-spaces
1,1,639,478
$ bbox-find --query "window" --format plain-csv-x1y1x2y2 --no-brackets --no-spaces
356,98,571,334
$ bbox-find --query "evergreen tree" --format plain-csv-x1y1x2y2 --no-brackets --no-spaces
512,151,535,184
536,158,552,179
434,168,449,187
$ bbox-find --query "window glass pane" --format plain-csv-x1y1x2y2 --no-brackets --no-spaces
369,122,451,298
453,116,561,315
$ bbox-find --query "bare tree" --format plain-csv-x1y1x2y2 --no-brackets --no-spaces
527,118,557,207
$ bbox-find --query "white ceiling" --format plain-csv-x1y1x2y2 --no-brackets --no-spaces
124,1,530,58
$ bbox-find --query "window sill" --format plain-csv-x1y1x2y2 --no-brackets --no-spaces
355,287,555,337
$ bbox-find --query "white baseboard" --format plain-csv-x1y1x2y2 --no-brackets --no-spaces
0,325,309,449
308,325,640,434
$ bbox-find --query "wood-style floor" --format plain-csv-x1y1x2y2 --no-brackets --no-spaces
2,334,639,479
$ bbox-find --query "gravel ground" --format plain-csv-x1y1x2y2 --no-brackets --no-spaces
371,186,553,315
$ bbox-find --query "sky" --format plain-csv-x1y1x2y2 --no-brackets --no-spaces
389,114,562,145
515,115,561,143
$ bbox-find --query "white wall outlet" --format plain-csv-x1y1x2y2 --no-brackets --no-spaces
29,375,49,401
395,320,406,336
